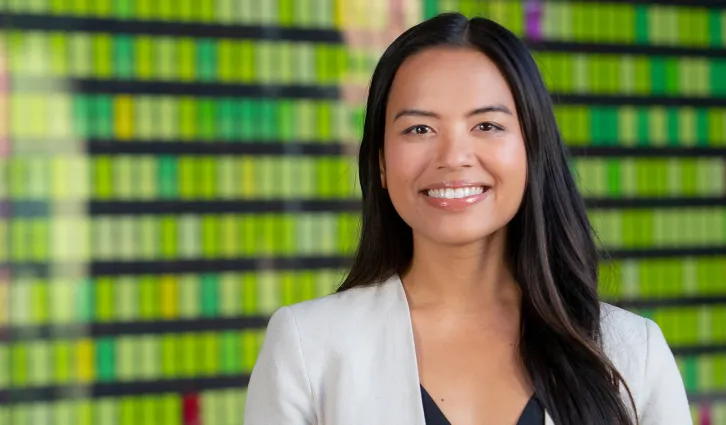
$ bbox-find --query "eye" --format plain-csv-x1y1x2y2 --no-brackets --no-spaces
402,125,433,135
474,122,504,133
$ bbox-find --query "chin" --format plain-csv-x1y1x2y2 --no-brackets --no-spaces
421,225,504,247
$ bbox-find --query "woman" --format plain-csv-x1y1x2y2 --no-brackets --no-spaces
244,13,691,425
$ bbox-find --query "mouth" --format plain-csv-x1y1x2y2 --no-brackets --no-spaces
422,186,491,199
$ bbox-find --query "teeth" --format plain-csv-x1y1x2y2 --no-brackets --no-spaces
427,187,485,199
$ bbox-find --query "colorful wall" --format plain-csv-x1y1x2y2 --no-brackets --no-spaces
0,0,725,424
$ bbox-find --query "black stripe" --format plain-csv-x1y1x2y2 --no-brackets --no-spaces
0,375,251,404
603,246,726,259
611,296,726,309
84,140,726,157
13,76,726,107
14,77,340,99
672,344,726,357
552,0,726,6
88,140,354,156
0,13,342,43
585,197,726,209
89,200,362,214
527,40,726,59
5,247,726,278
553,93,726,108
687,391,726,404
1,316,271,342
90,257,353,275
85,197,726,215
568,146,726,157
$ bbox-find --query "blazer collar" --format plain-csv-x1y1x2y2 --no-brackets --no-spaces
384,274,555,425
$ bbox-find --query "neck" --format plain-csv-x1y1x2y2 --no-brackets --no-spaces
401,228,520,314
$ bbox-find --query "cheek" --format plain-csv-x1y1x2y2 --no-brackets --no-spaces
491,139,527,184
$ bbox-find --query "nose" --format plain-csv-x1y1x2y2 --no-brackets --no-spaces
435,131,475,170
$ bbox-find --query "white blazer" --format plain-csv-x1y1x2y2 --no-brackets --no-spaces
243,274,691,425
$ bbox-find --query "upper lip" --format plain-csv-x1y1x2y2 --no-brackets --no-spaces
421,181,492,191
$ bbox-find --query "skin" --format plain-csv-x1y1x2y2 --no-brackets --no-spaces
381,47,530,425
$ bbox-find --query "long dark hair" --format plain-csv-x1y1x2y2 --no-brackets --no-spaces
337,12,637,425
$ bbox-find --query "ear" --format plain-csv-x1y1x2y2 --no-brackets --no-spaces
378,150,387,189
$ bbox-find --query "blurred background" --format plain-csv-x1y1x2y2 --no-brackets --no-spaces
0,0,725,424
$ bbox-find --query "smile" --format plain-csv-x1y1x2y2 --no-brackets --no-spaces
426,186,487,199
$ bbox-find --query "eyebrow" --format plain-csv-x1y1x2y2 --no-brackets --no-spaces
393,104,513,121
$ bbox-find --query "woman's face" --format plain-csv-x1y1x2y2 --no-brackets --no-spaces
382,47,528,246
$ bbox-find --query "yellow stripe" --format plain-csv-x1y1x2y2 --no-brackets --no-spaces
76,339,95,383
160,275,178,319
115,95,134,140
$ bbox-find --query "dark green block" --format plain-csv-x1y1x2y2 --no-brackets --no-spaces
710,10,723,47
197,38,217,82
93,95,113,140
113,35,134,79
200,274,219,317
651,58,667,95
73,95,91,139
157,156,178,199
258,100,278,141
96,338,115,382
712,60,726,96
635,5,649,44
696,109,709,146
424,0,438,18
683,357,698,392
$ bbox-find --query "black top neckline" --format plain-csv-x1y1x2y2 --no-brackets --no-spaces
420,385,545,425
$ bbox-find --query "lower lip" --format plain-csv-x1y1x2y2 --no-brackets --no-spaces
422,190,489,211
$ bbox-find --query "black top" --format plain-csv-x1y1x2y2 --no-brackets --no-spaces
421,385,545,425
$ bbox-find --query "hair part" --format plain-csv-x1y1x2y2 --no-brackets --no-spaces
338,12,637,425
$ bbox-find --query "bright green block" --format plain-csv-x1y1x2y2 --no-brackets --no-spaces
72,95,91,139
220,331,240,374
683,356,698,391
94,95,113,139
681,160,699,196
113,0,134,19
712,60,726,96
53,341,71,383
278,100,296,142
197,99,215,141
666,108,679,146
11,344,28,386
650,58,668,95
635,5,649,44
606,160,621,196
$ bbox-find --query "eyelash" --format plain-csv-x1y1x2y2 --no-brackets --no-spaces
402,122,504,135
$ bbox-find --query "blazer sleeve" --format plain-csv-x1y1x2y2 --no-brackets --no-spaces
244,306,316,425
638,319,691,425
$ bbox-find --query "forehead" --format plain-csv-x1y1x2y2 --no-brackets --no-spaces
387,47,516,115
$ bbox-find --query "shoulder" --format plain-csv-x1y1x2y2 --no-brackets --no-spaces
599,303,691,423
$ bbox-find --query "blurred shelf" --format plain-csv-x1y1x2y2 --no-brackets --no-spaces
568,146,726,157
527,40,726,59
612,295,726,309
1,316,271,342
584,197,726,209
87,140,354,156
12,77,340,99
0,375,252,404
0,12,342,42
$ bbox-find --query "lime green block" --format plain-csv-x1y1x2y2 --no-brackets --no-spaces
200,332,219,376
241,330,260,372
708,109,726,144
159,216,177,259
53,341,71,384
160,335,177,378
714,355,726,389
11,344,29,386
240,215,257,256
219,273,239,316
241,272,259,315
681,159,698,196
258,271,280,315
201,216,219,259
678,107,697,146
